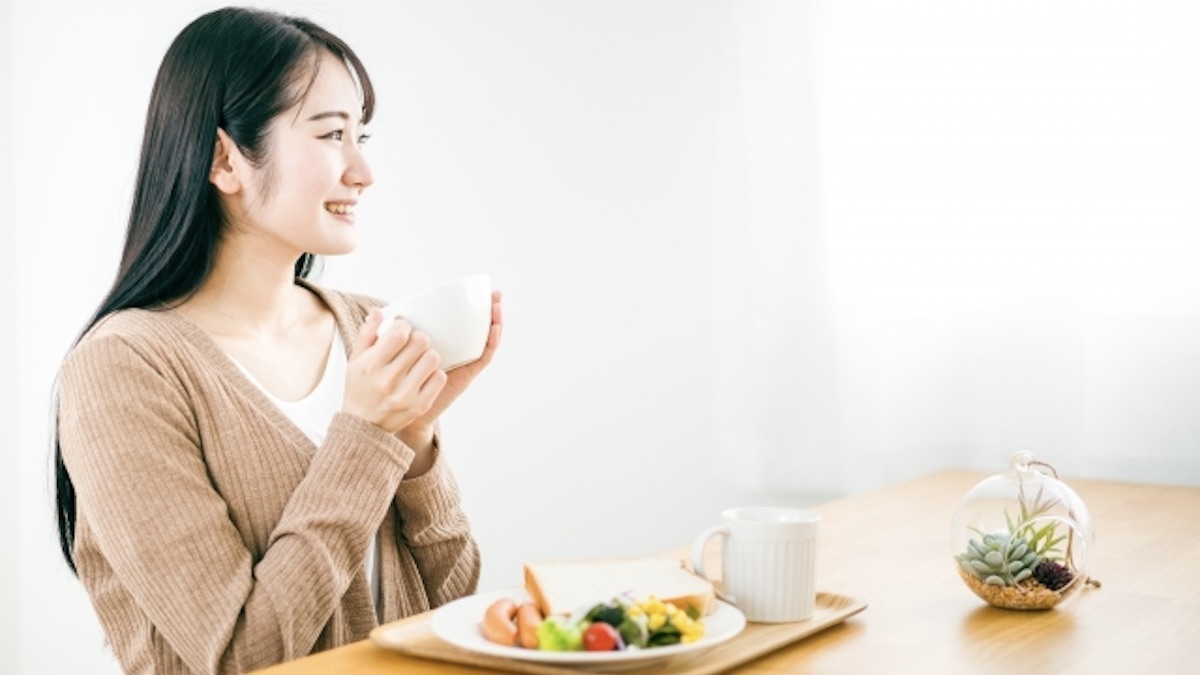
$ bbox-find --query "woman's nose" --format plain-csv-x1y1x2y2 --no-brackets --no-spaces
344,147,374,190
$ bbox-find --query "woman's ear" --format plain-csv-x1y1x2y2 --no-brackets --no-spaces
209,128,242,194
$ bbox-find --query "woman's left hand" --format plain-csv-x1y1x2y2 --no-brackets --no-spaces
400,290,503,449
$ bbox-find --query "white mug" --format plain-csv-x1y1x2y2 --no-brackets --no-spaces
691,506,819,623
379,273,492,371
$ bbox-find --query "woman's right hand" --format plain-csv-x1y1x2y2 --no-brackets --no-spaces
343,308,448,434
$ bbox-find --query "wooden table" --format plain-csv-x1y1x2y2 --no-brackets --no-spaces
252,470,1199,674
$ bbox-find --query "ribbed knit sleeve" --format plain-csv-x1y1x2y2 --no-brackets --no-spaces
393,445,481,607
59,322,414,674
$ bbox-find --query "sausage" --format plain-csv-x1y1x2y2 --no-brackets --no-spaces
480,598,519,646
515,602,544,649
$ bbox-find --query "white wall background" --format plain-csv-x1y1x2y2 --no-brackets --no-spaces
7,1,1199,673
2,0,19,672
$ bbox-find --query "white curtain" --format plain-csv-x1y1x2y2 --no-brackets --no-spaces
712,0,1200,493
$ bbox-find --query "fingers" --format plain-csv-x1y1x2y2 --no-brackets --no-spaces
418,365,448,405
378,316,414,352
378,328,442,397
344,310,449,432
354,308,385,354
449,291,504,374
379,348,443,415
473,322,502,370
356,309,415,366
491,290,504,331
479,291,504,364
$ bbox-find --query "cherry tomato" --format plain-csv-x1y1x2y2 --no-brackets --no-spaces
583,621,622,651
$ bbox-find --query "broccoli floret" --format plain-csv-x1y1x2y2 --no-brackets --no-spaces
584,600,626,628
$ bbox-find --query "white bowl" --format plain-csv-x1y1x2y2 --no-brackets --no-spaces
379,273,491,370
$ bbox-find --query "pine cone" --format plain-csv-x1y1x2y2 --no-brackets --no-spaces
1032,559,1074,591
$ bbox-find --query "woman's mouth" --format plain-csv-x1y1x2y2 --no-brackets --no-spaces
325,202,355,215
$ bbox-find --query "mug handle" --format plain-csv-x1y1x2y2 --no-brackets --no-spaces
691,525,735,605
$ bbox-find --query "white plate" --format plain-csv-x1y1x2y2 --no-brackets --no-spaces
430,587,746,669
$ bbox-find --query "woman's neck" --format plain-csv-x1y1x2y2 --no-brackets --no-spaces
177,243,318,341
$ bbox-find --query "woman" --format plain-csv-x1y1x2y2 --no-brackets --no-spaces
52,7,501,673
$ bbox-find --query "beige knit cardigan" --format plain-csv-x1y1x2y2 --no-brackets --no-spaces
57,282,481,674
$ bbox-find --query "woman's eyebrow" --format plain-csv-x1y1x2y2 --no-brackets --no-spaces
306,111,351,122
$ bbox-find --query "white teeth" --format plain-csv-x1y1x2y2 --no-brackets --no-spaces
325,203,354,215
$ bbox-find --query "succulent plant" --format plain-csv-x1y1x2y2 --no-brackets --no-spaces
1032,559,1074,591
957,532,1041,586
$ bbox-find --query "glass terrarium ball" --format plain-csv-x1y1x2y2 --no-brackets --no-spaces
951,452,1095,610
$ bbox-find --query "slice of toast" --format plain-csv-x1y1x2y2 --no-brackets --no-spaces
523,556,717,617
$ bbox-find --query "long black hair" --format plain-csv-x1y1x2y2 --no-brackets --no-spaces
53,7,376,573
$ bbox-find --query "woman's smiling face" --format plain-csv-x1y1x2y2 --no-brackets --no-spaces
225,49,374,260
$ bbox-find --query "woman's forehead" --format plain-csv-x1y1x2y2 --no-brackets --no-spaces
295,52,364,121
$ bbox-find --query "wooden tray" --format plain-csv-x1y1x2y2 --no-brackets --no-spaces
370,592,866,674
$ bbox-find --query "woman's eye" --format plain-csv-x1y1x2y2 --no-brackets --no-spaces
323,130,344,141
357,133,371,146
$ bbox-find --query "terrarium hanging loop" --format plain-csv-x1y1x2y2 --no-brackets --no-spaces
1028,459,1058,479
